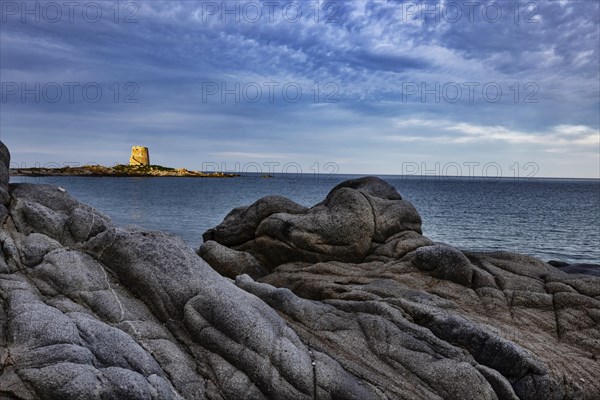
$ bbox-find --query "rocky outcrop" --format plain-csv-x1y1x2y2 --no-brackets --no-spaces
200,176,600,399
202,178,423,270
10,165,239,178
2,139,599,399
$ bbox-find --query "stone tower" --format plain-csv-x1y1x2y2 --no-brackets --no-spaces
129,146,150,166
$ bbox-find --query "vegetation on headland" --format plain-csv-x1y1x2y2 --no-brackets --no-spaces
9,164,240,178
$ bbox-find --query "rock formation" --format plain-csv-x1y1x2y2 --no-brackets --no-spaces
129,146,150,166
1,139,599,399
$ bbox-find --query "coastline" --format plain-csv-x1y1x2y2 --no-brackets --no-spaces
9,165,240,178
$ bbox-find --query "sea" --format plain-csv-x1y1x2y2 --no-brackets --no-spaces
9,174,600,264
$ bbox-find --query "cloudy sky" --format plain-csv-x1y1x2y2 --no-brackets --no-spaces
1,0,599,178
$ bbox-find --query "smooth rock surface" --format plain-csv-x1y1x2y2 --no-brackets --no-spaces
197,240,268,279
2,141,599,400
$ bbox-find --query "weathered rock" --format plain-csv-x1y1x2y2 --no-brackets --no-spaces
203,176,600,399
1,140,10,207
1,140,599,399
202,195,308,247
198,240,268,279
203,177,422,271
414,244,474,286
253,187,376,268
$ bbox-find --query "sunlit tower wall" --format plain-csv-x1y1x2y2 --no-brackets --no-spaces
129,146,150,166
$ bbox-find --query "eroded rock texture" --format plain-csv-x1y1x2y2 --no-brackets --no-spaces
1,140,599,400
201,176,600,399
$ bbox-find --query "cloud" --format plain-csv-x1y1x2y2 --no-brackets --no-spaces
0,0,598,177
386,119,599,150
209,151,297,160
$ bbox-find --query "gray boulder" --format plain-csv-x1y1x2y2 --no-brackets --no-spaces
414,244,474,286
202,195,308,247
198,240,268,279
203,176,422,271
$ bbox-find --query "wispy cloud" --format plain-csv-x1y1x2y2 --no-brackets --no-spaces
386,120,599,150
1,0,598,177
209,152,297,160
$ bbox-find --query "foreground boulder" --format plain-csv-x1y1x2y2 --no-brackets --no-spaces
1,140,599,399
203,177,423,271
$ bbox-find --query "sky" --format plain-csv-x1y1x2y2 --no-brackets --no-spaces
1,0,599,178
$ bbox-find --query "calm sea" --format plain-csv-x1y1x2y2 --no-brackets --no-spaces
10,174,600,264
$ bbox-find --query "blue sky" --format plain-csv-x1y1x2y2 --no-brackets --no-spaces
1,0,599,178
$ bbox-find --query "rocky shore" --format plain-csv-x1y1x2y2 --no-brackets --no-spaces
1,139,599,399
10,164,239,178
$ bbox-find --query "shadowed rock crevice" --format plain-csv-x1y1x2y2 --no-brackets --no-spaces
1,141,599,399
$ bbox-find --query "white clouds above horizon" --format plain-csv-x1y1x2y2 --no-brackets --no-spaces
387,120,599,149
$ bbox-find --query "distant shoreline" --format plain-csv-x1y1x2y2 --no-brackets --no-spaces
9,168,599,181
9,165,240,178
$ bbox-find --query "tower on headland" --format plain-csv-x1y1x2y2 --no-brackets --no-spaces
129,146,150,166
